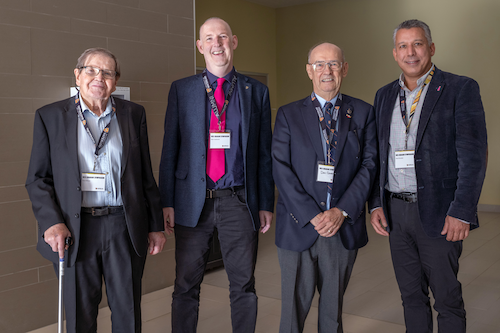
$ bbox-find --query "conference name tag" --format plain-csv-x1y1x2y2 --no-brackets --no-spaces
210,132,231,149
81,173,105,191
317,164,335,183
395,150,415,169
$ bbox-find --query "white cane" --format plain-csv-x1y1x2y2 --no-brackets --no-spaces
58,255,65,333
58,237,72,333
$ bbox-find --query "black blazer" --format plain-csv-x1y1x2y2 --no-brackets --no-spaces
26,97,164,266
272,94,378,252
368,67,487,236
158,72,275,229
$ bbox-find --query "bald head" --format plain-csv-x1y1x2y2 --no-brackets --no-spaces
308,43,345,64
306,42,348,101
196,17,238,77
199,17,233,39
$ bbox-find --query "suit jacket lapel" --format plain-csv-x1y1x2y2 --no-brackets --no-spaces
237,74,251,155
380,82,400,159
302,97,325,161
334,97,351,164
64,97,81,180
115,98,130,177
415,68,444,152
193,74,207,150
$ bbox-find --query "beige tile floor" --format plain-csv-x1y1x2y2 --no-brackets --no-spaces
29,211,500,333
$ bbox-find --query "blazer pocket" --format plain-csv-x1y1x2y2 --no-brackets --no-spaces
347,128,363,157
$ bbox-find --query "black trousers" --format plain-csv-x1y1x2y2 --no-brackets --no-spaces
57,210,146,333
388,196,465,333
171,188,259,333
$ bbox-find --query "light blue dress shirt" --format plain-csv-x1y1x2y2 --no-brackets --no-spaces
77,95,123,207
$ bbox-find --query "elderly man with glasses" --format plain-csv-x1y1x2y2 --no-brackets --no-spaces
26,47,165,333
272,42,377,333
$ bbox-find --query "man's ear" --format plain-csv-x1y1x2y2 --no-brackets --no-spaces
196,39,204,55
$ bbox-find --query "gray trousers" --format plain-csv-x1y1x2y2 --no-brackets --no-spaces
278,234,357,333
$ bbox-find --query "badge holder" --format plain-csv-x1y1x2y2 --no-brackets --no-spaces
209,130,231,149
316,161,335,183
394,149,415,169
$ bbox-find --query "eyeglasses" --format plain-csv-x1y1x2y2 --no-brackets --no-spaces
309,61,343,72
79,66,117,79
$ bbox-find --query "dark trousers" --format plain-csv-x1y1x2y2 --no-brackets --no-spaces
58,210,146,333
277,235,357,333
171,188,258,333
388,196,465,333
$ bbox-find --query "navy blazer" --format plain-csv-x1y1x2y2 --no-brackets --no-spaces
368,67,487,237
159,72,274,229
26,97,164,266
272,94,377,252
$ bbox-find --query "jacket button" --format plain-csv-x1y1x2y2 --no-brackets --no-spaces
201,178,205,182
320,202,326,206
75,213,79,218
77,186,81,191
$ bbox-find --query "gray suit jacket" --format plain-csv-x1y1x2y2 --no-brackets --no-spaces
26,97,164,266
159,72,274,229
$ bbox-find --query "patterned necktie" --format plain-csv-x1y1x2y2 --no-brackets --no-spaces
324,102,338,164
206,77,226,182
324,102,337,196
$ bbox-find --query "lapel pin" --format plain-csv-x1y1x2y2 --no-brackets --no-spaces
245,86,249,89
437,86,441,92
346,108,352,118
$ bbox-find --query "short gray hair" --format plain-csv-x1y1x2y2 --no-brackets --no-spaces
393,19,432,46
75,47,120,78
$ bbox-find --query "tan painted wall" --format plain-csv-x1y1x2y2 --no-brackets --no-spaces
275,0,500,206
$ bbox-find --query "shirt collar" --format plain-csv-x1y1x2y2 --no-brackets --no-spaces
206,67,236,87
313,92,341,109
79,95,113,118
399,64,435,91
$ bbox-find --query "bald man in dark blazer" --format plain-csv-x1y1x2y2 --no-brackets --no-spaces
272,42,377,333
159,18,274,333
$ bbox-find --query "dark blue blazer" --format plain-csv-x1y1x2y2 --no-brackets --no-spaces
26,97,164,266
159,72,274,229
368,67,487,237
272,94,377,252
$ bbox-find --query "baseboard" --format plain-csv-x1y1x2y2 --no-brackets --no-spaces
478,204,500,213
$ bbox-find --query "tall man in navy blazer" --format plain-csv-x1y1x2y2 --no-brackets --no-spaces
26,48,166,332
369,20,487,333
272,43,377,332
159,18,274,333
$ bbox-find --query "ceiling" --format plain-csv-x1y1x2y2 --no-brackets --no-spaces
244,0,324,8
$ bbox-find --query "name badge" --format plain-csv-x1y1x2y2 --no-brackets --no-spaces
395,150,415,169
81,173,106,191
210,132,231,149
317,163,335,183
